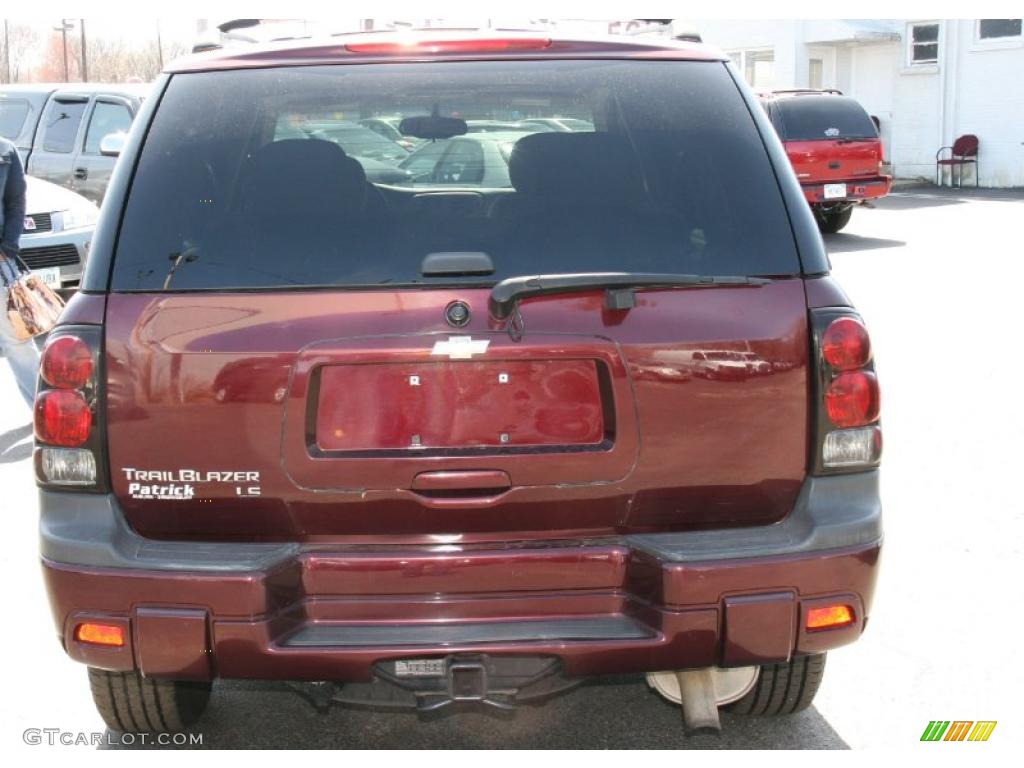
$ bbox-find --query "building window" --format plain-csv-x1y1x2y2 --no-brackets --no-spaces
808,59,823,90
728,50,775,89
909,22,940,64
746,51,775,88
978,19,1022,40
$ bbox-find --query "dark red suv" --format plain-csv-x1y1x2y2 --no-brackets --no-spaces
36,31,882,736
761,90,892,233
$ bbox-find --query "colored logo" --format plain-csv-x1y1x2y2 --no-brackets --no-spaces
921,720,997,742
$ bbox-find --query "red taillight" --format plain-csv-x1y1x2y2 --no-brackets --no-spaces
34,327,103,489
34,389,92,447
821,317,871,371
825,371,880,428
345,37,552,55
814,311,881,472
40,335,94,389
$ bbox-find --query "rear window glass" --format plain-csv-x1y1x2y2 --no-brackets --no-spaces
0,98,30,139
772,96,877,141
111,60,800,291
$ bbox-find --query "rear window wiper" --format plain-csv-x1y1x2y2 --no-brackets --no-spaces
489,272,771,320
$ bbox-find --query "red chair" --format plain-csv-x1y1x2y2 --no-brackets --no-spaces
936,134,979,188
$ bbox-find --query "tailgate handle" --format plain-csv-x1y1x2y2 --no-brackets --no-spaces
411,470,511,496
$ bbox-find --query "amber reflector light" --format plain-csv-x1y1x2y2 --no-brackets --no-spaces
75,623,125,647
805,605,855,631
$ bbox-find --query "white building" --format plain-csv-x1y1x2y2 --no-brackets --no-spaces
698,19,1024,187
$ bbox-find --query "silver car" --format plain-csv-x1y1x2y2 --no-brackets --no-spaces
398,132,531,187
18,175,98,295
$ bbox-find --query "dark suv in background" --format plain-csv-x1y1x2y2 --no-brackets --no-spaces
760,89,891,233
37,32,882,737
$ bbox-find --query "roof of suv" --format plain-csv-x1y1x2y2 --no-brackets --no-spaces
0,83,66,95
1,83,152,102
167,30,727,73
49,83,153,99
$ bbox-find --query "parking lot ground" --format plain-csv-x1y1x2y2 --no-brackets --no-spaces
1,186,1022,749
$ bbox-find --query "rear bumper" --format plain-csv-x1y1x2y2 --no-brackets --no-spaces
40,473,882,682
801,177,892,204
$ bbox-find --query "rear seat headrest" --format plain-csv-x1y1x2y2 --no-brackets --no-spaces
245,139,367,221
507,132,645,204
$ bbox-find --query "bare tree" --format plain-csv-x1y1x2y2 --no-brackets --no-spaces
83,37,132,82
1,22,41,83
36,31,83,82
83,35,188,83
3,20,193,84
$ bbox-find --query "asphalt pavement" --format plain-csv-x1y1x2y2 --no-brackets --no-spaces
2,185,1022,750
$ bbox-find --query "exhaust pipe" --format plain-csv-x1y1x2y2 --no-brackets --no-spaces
674,669,721,735
647,665,757,734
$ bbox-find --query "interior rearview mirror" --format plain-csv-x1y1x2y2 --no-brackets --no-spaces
398,115,467,141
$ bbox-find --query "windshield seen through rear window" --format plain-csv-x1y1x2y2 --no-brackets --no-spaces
111,60,799,291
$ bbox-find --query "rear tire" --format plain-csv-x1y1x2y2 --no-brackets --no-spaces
87,668,212,733
816,205,853,234
726,653,826,716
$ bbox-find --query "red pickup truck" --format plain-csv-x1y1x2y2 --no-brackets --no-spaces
36,31,882,737
761,90,892,233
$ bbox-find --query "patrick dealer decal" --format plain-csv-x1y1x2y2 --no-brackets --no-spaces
121,467,261,501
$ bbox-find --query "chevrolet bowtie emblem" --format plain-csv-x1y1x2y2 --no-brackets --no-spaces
431,336,490,360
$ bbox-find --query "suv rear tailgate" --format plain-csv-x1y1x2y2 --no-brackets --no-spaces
784,138,883,183
103,280,808,542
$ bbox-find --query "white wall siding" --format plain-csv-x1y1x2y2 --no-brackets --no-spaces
847,43,900,162
890,68,943,179
950,22,1024,186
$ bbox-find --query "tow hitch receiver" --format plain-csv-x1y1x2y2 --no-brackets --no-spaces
322,655,579,713
421,657,497,711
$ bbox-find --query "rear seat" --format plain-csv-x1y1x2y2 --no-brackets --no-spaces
238,139,391,278
493,132,680,272
501,132,649,213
